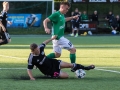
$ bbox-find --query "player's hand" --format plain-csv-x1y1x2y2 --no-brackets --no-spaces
8,21,12,25
45,28,51,34
72,15,79,19
9,21,12,25
51,35,57,40
30,77,35,80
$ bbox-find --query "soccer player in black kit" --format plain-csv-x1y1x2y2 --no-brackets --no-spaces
27,36,95,80
0,1,12,45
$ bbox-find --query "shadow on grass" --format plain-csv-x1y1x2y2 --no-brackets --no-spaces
1,73,119,82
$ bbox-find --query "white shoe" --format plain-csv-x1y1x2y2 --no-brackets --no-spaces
75,33,78,37
70,33,74,36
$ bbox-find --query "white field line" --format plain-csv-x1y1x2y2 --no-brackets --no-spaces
0,68,26,70
96,67,120,68
0,54,27,60
0,54,120,74
95,68,120,74
1,45,120,48
0,67,120,74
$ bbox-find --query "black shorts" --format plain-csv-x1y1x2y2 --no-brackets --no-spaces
73,23,79,28
111,24,117,29
38,57,61,78
0,29,10,40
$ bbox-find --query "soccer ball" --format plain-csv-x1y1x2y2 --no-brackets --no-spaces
111,30,117,35
75,69,86,78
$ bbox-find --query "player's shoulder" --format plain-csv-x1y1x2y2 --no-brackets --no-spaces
0,11,5,16
39,43,45,48
29,53,33,57
52,11,59,16
28,53,34,61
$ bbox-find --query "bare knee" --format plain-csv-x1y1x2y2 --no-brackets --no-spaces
55,53,61,58
69,48,76,54
8,39,11,43
59,72,69,79
6,39,11,44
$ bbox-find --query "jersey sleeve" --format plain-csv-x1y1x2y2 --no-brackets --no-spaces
0,11,6,21
48,12,59,23
27,53,34,70
39,43,46,51
0,12,4,21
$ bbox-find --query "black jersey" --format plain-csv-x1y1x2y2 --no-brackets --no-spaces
28,43,46,69
106,14,114,23
92,14,98,21
27,43,61,76
0,11,8,29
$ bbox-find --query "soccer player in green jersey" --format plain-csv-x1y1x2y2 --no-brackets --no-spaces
43,2,79,69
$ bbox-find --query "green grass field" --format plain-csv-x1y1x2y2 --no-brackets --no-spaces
0,35,120,90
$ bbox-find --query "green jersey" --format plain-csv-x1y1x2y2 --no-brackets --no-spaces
81,14,88,20
48,11,65,40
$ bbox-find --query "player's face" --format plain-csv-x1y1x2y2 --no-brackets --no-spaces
32,47,40,55
75,9,78,12
62,5,70,14
3,3,9,11
109,12,112,15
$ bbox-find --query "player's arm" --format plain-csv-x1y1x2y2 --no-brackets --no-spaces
27,69,35,80
0,21,6,32
65,15,79,22
43,18,51,34
105,15,109,20
27,54,35,80
43,35,57,45
43,13,59,34
7,21,12,25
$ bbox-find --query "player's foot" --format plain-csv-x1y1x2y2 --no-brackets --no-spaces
84,65,95,70
71,63,77,72
70,33,74,36
75,33,78,37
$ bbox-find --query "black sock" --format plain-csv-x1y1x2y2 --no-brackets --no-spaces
0,39,8,45
76,64,85,69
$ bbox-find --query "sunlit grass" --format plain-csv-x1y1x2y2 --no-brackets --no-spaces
0,35,120,90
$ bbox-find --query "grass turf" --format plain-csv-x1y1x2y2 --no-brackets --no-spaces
0,35,120,90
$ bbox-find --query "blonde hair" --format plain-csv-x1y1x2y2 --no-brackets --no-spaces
3,1,9,6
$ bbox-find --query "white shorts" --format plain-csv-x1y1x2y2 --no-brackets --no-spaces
52,36,74,53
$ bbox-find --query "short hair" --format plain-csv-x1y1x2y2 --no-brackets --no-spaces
3,1,9,5
30,43,38,51
60,2,70,7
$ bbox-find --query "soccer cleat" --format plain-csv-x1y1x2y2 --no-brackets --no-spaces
70,33,74,36
71,63,77,72
75,33,78,37
84,65,95,70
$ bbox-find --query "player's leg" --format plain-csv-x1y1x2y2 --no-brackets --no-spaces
57,37,76,63
47,39,61,58
0,32,11,45
70,23,75,36
74,24,79,37
60,61,95,72
111,25,117,34
59,71,69,78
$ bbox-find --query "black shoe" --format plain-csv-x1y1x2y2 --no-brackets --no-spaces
71,63,77,72
85,65,95,70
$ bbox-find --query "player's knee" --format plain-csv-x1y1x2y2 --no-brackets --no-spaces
70,48,76,53
59,72,69,79
55,53,61,58
8,39,11,43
